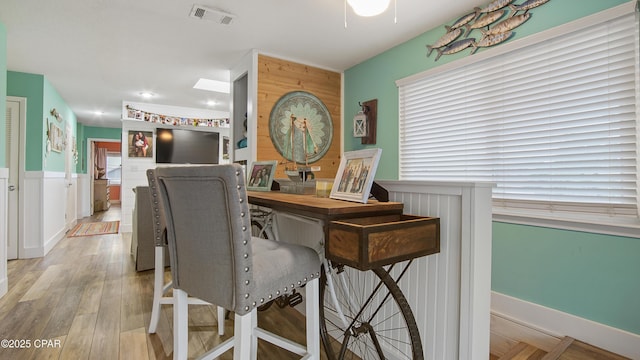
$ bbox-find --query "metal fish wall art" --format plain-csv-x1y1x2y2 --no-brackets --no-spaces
427,28,463,57
435,38,476,61
481,13,531,37
426,0,551,61
471,31,514,54
509,0,551,16
478,0,514,14
448,11,480,31
464,9,506,36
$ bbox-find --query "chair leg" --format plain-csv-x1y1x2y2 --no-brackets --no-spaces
173,288,189,360
218,306,225,336
233,310,256,360
149,246,166,333
306,278,320,360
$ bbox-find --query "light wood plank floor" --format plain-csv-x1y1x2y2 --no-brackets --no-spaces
0,205,326,360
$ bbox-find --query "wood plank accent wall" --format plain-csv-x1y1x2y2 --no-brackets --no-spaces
257,54,341,179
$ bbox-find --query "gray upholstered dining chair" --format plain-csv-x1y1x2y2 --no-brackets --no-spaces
146,169,225,336
154,164,321,360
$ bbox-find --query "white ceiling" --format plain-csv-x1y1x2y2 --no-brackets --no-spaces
0,0,484,128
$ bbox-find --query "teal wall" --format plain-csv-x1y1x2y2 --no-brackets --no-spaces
344,0,630,180
0,22,6,168
43,77,77,172
7,71,44,171
78,124,121,175
7,71,78,172
493,223,640,334
343,0,639,335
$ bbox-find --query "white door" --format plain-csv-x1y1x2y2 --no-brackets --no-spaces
6,97,25,260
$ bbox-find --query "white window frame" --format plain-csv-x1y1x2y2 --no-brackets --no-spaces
106,151,122,185
396,3,640,238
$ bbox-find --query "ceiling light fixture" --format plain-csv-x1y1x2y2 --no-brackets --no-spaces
344,0,396,27
348,0,390,16
139,91,154,99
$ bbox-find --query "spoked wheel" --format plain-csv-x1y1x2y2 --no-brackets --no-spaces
319,263,423,360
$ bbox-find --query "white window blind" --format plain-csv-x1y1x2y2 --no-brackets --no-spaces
398,10,639,225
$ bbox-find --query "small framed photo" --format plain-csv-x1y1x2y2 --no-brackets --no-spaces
128,130,153,158
247,160,277,191
331,148,382,203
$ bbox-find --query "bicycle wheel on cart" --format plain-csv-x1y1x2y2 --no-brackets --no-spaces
319,262,423,360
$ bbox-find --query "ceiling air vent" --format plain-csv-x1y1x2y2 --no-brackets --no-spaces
189,4,235,25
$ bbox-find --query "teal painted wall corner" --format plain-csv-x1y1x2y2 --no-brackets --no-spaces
6,71,80,173
7,71,44,172
42,76,77,172
80,125,121,175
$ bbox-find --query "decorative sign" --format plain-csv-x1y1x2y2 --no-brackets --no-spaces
124,105,229,128
269,91,333,165
426,0,551,61
48,120,64,153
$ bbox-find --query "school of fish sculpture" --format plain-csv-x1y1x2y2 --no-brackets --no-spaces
480,13,531,37
471,31,514,54
464,9,506,36
435,38,476,61
509,0,551,16
426,0,551,61
427,28,463,57
478,0,514,14
449,11,480,31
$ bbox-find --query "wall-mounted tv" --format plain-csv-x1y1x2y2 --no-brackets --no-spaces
156,128,220,164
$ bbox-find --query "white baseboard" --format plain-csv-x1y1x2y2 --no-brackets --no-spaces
491,291,640,359
0,276,7,298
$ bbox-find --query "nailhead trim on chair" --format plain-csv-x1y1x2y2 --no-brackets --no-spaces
233,167,322,311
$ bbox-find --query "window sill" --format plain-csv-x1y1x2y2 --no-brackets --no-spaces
493,209,640,239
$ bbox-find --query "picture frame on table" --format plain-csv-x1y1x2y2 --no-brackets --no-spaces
330,148,382,204
247,160,277,191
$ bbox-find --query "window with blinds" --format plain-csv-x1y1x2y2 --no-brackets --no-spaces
397,9,639,227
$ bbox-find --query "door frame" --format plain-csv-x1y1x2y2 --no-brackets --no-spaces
87,138,120,215
6,96,27,259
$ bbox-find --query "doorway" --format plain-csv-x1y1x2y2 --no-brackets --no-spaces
88,139,121,215
5,97,26,260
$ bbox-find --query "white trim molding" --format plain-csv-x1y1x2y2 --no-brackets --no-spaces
379,180,494,360
492,291,640,359
0,168,8,298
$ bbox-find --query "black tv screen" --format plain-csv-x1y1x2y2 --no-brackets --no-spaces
156,128,219,164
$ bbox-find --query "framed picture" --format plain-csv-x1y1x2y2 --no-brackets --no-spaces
223,136,230,160
49,121,64,153
247,160,277,191
330,148,382,203
128,130,153,158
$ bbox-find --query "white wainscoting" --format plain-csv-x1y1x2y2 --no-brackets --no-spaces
77,173,91,218
378,180,494,360
0,168,8,298
22,171,76,258
269,180,493,359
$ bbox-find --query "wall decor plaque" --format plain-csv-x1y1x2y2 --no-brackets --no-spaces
269,91,333,165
